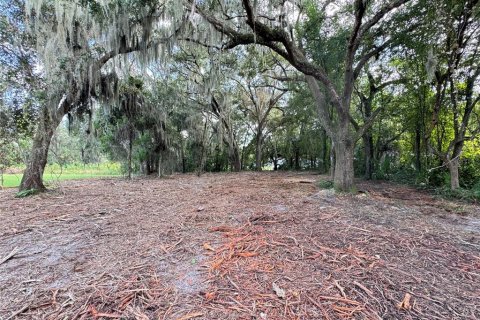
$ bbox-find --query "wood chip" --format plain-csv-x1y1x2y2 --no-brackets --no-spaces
272,282,286,299
397,293,412,310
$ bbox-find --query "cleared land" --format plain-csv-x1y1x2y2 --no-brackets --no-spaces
0,172,479,319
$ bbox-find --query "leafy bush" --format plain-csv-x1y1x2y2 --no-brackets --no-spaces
434,186,480,203
472,181,480,199
386,167,420,185
317,179,334,189
459,156,480,189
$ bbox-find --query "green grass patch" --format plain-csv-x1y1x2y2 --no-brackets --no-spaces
1,163,122,188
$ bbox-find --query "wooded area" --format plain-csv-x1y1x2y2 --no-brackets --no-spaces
0,0,479,194
0,0,479,319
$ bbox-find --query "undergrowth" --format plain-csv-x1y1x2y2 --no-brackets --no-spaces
433,183,480,203
15,188,40,198
317,180,334,189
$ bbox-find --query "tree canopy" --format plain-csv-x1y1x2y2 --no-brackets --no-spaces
0,0,479,195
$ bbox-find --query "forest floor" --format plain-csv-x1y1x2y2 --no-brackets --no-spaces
0,172,479,320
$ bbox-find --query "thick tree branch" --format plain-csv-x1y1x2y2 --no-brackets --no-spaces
354,39,393,79
358,0,412,40
355,107,384,141
306,76,334,138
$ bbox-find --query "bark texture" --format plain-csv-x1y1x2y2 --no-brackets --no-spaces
363,134,374,180
20,109,62,191
333,131,355,191
255,134,263,171
448,157,460,190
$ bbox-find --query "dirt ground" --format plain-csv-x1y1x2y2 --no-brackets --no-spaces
0,172,479,320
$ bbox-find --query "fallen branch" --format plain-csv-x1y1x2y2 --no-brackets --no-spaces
353,281,374,297
0,247,20,265
6,304,29,320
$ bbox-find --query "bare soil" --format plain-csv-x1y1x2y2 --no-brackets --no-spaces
0,172,479,320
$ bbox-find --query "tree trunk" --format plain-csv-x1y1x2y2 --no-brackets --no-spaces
272,141,279,171
181,141,186,173
230,147,241,172
448,157,460,190
224,134,241,172
240,146,246,171
127,126,133,180
158,153,163,177
145,158,151,175
20,109,61,191
320,130,328,173
363,133,374,180
448,158,460,190
414,124,422,172
333,131,355,191
255,134,262,171
213,148,222,172
329,140,335,180
197,120,208,176
294,148,300,170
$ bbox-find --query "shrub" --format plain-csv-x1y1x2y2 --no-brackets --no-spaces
317,179,334,189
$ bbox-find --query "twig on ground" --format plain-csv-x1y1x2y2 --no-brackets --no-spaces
0,247,20,265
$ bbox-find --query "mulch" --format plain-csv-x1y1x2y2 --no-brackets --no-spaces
0,172,478,319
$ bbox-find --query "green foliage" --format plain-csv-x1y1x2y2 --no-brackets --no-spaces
370,156,480,202
46,122,103,167
459,157,480,189
301,0,348,76
272,84,330,172
15,188,39,198
434,186,480,203
381,166,425,186
2,0,480,195
317,179,334,189
0,103,35,170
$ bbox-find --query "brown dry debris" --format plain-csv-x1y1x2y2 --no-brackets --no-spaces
0,172,479,319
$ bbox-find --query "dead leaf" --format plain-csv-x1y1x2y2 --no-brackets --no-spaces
272,282,286,299
210,258,224,270
397,293,412,310
203,243,215,251
205,291,216,301
89,305,98,317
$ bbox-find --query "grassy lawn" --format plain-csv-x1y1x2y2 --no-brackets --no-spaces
1,163,122,188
